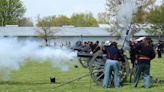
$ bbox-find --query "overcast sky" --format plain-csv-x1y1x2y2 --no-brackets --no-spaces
21,0,162,23
21,0,106,19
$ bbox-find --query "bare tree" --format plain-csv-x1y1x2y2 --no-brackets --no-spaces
36,16,56,46
97,12,109,24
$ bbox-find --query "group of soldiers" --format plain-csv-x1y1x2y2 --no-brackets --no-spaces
74,41,101,54
75,37,162,88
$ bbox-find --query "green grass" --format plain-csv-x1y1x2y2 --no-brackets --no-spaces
0,56,164,92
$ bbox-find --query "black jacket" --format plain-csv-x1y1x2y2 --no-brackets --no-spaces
136,43,156,64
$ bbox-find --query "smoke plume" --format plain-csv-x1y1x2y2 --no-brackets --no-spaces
116,0,138,49
0,37,77,81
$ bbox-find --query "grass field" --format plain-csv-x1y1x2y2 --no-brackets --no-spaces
0,55,164,92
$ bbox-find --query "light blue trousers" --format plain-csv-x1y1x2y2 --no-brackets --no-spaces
103,59,120,88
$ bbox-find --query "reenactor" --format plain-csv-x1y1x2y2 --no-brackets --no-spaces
134,37,155,88
156,41,163,58
103,41,120,88
129,41,137,68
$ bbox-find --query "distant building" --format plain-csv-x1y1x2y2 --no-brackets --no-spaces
98,24,112,28
0,26,163,46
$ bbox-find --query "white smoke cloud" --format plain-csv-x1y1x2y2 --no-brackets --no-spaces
116,0,138,49
117,0,137,32
0,37,77,81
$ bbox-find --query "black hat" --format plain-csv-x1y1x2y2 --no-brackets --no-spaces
112,41,117,45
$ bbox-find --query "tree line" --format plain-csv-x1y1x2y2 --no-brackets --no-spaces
37,13,100,27
0,0,164,34
0,0,108,27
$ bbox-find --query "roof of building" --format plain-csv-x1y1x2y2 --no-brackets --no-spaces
0,26,151,37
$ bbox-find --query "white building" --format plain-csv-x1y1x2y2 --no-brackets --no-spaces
0,26,162,46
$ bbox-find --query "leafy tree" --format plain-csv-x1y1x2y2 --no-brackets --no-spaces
132,0,156,23
147,4,164,35
132,7,147,23
0,0,26,26
70,13,98,27
18,17,33,27
36,15,70,27
54,15,70,26
37,13,98,27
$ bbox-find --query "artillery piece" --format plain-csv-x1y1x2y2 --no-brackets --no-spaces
54,42,164,88
76,47,130,86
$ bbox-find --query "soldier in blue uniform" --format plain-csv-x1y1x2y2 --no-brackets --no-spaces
103,42,120,88
157,41,163,58
129,41,137,68
134,37,155,88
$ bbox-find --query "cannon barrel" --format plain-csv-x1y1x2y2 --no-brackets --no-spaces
77,52,103,59
72,47,82,51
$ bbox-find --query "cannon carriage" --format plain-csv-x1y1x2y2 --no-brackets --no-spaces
69,35,164,88
76,48,131,86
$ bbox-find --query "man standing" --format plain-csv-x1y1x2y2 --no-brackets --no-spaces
157,41,163,58
103,42,120,88
134,37,155,88
129,41,137,68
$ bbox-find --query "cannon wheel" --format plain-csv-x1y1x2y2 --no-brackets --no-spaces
79,57,90,68
89,50,105,86
89,50,130,86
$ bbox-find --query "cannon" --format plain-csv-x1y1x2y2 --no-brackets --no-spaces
77,49,130,86
72,41,93,68
54,46,164,88
72,40,131,86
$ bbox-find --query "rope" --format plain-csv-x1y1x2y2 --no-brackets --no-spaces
53,73,89,89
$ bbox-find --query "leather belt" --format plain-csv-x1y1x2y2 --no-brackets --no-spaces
138,56,150,60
